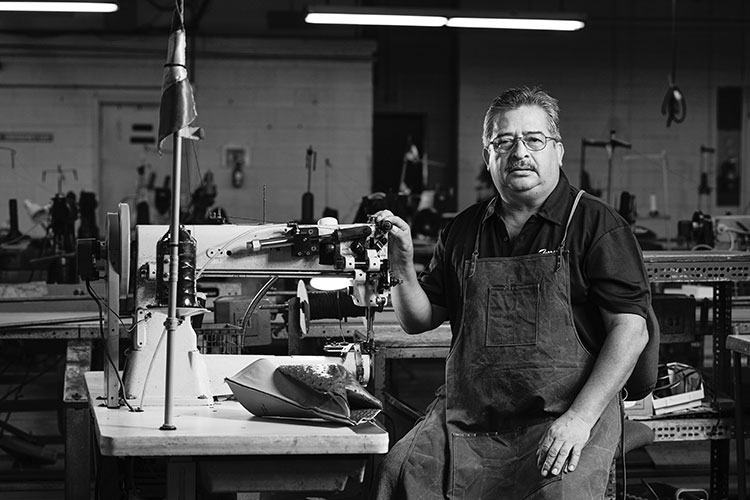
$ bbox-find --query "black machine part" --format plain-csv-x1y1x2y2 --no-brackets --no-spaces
76,238,102,281
677,212,714,247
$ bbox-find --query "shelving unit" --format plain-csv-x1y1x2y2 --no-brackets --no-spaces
641,251,750,499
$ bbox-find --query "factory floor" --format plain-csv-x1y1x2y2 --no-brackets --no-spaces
0,352,748,499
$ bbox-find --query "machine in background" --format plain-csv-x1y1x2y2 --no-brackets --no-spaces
677,211,750,252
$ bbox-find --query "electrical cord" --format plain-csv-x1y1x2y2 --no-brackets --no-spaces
136,326,167,410
643,479,660,499
85,280,136,412
652,363,702,398
83,281,143,334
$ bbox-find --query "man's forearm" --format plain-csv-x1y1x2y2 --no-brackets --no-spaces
375,209,448,334
567,312,648,425
390,265,443,333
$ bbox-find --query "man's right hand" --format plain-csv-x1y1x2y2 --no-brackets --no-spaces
373,210,414,265
373,210,447,333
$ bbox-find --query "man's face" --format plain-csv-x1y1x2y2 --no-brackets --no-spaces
486,105,564,202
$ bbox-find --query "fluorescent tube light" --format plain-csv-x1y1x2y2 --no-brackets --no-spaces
0,1,118,12
447,17,584,31
305,6,585,31
306,11,446,28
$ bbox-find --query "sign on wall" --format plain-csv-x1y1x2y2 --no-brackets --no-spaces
0,132,53,142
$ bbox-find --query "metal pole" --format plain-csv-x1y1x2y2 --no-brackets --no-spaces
606,145,614,206
161,132,183,431
733,351,746,500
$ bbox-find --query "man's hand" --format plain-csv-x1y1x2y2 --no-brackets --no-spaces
372,209,445,333
373,210,414,265
536,411,594,477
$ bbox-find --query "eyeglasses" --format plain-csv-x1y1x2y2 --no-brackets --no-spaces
486,132,560,154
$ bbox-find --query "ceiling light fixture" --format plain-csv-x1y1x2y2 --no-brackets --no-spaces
305,7,446,28
305,6,585,31
0,1,118,12
446,16,584,31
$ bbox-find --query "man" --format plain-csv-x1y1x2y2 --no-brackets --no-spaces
373,86,650,499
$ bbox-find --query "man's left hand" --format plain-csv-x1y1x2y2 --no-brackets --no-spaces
536,411,593,477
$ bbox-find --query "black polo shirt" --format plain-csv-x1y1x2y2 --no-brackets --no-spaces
419,171,650,353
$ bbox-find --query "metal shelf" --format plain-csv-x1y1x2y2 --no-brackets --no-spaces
641,250,743,500
642,417,734,441
644,251,750,283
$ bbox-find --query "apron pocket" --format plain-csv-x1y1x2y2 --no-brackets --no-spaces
450,432,560,500
486,283,539,346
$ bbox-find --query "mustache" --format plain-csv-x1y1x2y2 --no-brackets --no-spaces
506,160,535,172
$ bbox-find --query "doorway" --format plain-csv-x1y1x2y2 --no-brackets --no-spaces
372,113,425,195
99,102,168,227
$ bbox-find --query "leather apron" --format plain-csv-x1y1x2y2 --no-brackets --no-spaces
389,190,621,500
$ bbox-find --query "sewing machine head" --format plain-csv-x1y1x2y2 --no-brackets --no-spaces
133,218,392,312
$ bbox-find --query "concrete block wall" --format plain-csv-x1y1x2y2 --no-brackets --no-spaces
0,35,375,237
457,23,749,243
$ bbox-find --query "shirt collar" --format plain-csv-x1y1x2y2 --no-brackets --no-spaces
482,169,570,226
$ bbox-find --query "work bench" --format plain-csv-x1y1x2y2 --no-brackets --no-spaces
85,355,389,500
0,312,387,500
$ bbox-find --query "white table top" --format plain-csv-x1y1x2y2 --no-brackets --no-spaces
85,361,389,457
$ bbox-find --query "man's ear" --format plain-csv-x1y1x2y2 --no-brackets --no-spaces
556,142,565,167
482,148,490,167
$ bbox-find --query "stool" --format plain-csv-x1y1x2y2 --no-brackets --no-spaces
614,419,655,499
623,419,656,455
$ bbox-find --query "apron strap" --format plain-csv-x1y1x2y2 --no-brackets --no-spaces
555,189,585,271
559,189,586,251
468,200,493,277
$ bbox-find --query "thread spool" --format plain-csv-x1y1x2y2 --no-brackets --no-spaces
307,291,367,320
318,217,339,226
649,194,659,217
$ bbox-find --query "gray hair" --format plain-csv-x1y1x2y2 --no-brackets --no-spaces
482,86,561,148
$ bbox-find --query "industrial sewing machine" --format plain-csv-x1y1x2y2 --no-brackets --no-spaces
83,204,393,408
677,211,750,251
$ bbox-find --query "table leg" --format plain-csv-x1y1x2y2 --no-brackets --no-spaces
734,351,746,500
167,458,196,500
64,340,92,500
97,456,120,499
371,347,387,408
65,404,91,500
